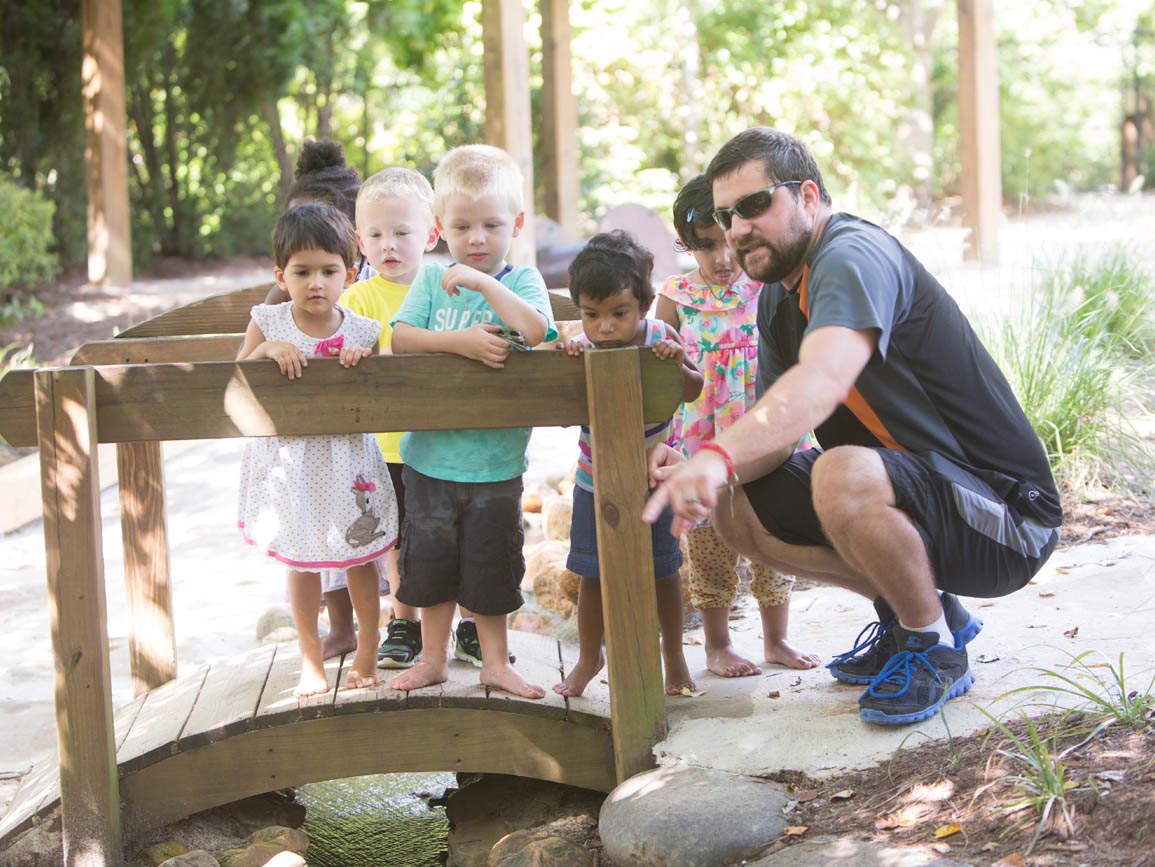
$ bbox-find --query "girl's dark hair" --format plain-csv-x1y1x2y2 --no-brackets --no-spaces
672,174,719,252
706,127,831,206
568,230,654,308
286,139,362,222
272,203,357,269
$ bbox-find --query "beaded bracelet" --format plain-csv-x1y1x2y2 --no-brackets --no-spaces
698,440,735,480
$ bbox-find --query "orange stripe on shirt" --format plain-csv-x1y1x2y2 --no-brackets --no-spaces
795,265,904,451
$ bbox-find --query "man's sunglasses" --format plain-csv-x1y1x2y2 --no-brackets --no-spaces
713,180,803,231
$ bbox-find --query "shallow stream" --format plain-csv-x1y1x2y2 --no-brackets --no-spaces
296,772,455,866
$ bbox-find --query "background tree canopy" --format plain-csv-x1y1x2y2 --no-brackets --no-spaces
0,0,1152,274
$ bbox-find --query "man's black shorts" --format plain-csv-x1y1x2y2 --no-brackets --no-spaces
742,448,1058,598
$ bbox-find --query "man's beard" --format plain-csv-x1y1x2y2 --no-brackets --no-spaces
734,217,811,285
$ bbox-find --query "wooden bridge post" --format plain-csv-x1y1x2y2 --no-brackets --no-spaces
35,368,123,865
585,349,667,783
116,442,177,694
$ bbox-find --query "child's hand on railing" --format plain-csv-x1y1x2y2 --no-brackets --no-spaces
651,338,685,365
256,341,308,379
338,345,372,368
557,338,587,358
457,323,513,369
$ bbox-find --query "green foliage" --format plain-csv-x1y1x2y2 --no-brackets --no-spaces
0,176,59,291
977,708,1087,855
982,249,1155,493
0,341,37,378
1002,651,1155,730
1056,246,1155,357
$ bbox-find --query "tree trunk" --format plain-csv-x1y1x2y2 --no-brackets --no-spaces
263,101,294,204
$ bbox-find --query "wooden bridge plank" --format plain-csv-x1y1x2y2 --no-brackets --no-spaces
118,664,208,774
116,285,271,338
0,749,60,842
113,286,578,341
179,645,276,750
296,654,344,721
72,335,242,365
253,642,305,728
0,350,682,448
333,660,408,716
119,709,616,836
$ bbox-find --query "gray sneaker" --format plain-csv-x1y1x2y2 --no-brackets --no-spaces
453,619,517,667
377,618,422,669
827,593,983,685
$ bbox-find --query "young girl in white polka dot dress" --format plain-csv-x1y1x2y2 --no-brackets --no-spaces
237,203,398,696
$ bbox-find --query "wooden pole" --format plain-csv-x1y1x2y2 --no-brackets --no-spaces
540,0,581,240
585,349,666,783
117,442,177,694
481,0,537,265
82,0,133,287
36,368,123,865
957,0,1001,264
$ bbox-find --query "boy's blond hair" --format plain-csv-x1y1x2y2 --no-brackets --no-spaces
356,167,435,227
433,145,524,218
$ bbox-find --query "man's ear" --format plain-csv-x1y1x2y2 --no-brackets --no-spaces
512,210,525,236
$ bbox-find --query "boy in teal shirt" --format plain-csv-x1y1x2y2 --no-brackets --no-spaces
390,145,557,699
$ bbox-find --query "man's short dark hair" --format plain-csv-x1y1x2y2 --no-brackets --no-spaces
706,127,831,206
672,174,719,252
273,203,357,269
568,230,655,309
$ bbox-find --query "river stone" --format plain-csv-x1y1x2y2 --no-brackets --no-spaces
747,835,973,865
157,852,219,867
256,605,294,642
541,494,573,542
145,840,189,864
488,831,595,867
599,765,790,867
217,826,308,867
526,541,580,618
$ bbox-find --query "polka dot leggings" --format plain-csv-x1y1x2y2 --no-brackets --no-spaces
686,523,794,610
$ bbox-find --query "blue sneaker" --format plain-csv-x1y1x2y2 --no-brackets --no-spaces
827,593,983,685
858,626,974,725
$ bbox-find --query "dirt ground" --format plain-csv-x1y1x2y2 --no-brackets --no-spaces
763,714,1155,866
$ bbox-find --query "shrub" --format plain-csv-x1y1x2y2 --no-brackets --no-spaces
0,176,60,292
983,250,1155,494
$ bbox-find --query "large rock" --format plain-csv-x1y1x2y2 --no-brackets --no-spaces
205,791,306,831
145,841,190,864
525,541,580,618
599,765,790,867
488,831,595,867
541,494,573,542
446,774,604,867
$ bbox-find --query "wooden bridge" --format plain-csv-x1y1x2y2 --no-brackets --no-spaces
0,287,678,864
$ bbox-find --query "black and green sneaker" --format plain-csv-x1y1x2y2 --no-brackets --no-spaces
377,618,422,669
453,619,516,667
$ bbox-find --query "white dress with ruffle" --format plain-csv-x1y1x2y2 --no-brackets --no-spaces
237,303,398,571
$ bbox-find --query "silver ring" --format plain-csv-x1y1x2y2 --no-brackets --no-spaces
685,496,701,505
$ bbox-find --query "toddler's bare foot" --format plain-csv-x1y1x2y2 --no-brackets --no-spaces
553,654,604,697
765,637,821,670
391,659,449,691
706,644,763,678
664,655,696,696
344,668,380,690
322,630,357,660
482,663,546,699
294,666,331,697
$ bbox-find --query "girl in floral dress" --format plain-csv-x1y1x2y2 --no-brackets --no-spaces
655,175,820,678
